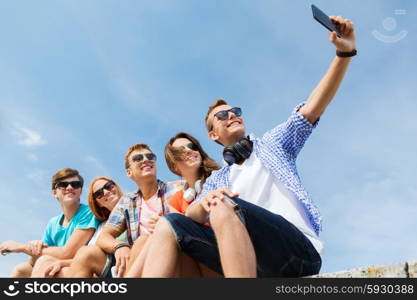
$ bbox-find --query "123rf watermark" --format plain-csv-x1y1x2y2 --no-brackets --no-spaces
3,281,127,298
275,283,414,296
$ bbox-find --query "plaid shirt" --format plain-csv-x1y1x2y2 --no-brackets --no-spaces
106,179,183,245
196,103,322,235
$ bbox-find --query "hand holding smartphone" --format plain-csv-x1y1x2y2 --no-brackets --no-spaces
311,4,341,37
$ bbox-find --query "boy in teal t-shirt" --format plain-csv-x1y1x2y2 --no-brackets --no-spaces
30,168,99,277
43,203,99,247
1,168,98,278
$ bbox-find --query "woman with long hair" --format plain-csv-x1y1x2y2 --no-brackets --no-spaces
165,132,219,215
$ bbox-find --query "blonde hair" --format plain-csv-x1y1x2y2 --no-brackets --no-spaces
124,143,152,169
205,98,228,131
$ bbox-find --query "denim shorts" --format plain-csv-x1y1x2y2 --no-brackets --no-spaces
99,253,116,278
163,197,321,277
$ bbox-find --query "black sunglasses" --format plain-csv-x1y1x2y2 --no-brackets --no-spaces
55,181,82,190
181,142,199,152
131,153,157,164
214,107,242,121
93,180,116,200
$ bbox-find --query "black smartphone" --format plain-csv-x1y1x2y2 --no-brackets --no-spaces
311,4,341,37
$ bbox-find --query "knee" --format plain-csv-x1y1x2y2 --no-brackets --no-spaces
209,202,241,231
154,217,177,241
32,255,56,274
35,255,55,266
74,245,101,262
13,262,29,273
11,262,32,277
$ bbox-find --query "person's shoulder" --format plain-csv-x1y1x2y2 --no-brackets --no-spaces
122,191,138,202
162,180,184,201
74,204,100,228
46,213,63,227
169,189,184,203
79,203,90,212
208,166,228,179
75,203,96,219
165,179,185,191
77,203,94,215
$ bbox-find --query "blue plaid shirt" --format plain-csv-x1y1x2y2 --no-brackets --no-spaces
196,103,322,235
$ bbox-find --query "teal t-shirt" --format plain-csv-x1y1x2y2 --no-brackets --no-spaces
42,203,99,247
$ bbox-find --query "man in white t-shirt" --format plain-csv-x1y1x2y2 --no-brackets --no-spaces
141,16,356,277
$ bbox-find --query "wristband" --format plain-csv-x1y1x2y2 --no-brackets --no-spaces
113,242,130,253
336,49,357,57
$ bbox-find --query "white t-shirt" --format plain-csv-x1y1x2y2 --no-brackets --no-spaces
139,192,162,235
229,152,323,254
87,222,104,246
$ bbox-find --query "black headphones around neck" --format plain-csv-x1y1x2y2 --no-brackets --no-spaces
223,136,253,166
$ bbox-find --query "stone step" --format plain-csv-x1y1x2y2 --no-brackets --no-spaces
310,260,417,278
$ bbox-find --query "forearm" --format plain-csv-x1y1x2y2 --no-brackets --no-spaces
41,246,75,259
96,231,120,254
1,241,30,255
14,242,30,254
185,202,208,224
301,56,352,123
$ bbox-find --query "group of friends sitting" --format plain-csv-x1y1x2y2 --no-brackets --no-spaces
0,15,357,277
1,98,324,278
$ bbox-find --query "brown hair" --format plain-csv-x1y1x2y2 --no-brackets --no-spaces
51,168,84,190
124,143,153,169
205,98,228,132
88,177,123,222
165,132,220,185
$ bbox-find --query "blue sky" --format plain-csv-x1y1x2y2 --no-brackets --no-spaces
0,0,416,277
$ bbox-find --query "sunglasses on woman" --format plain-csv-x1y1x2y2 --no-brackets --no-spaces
55,181,82,190
181,142,199,152
131,153,157,163
93,180,116,200
214,107,242,121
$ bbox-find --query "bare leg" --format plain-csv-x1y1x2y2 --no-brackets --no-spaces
125,235,153,278
141,218,181,277
125,234,149,275
176,252,202,278
66,245,107,278
198,263,223,278
210,199,257,277
10,261,33,278
31,255,58,278
54,266,71,278
127,232,203,278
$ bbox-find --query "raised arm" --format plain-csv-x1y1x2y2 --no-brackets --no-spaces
299,16,356,124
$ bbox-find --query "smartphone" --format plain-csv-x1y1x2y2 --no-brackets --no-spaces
311,4,341,37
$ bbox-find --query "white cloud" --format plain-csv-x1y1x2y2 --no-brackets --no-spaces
26,153,39,162
11,123,46,147
26,169,47,186
83,155,111,177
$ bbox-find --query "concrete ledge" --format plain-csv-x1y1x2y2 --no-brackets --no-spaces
408,261,417,278
310,261,417,278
